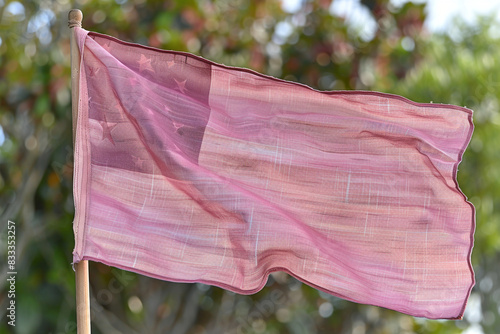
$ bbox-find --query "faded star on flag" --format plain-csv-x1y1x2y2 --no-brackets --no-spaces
100,114,117,145
138,54,154,73
132,155,147,169
88,66,100,77
174,78,187,94
101,42,111,52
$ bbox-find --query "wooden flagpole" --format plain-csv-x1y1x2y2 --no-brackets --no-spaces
68,9,91,334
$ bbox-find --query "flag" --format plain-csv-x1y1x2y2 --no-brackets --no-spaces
72,28,475,319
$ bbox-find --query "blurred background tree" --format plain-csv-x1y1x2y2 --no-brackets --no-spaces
0,0,498,333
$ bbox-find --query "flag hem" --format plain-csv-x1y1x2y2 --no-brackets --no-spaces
72,27,92,266
452,111,476,320
80,255,466,320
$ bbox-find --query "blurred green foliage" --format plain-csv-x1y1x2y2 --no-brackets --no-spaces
0,0,498,333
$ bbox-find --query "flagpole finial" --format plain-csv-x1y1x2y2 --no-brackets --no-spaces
68,9,83,28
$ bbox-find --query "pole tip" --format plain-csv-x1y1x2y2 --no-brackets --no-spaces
68,9,83,28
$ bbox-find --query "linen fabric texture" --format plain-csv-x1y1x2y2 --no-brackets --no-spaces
72,28,475,319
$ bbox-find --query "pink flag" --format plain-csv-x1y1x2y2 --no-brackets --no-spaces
72,28,475,319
